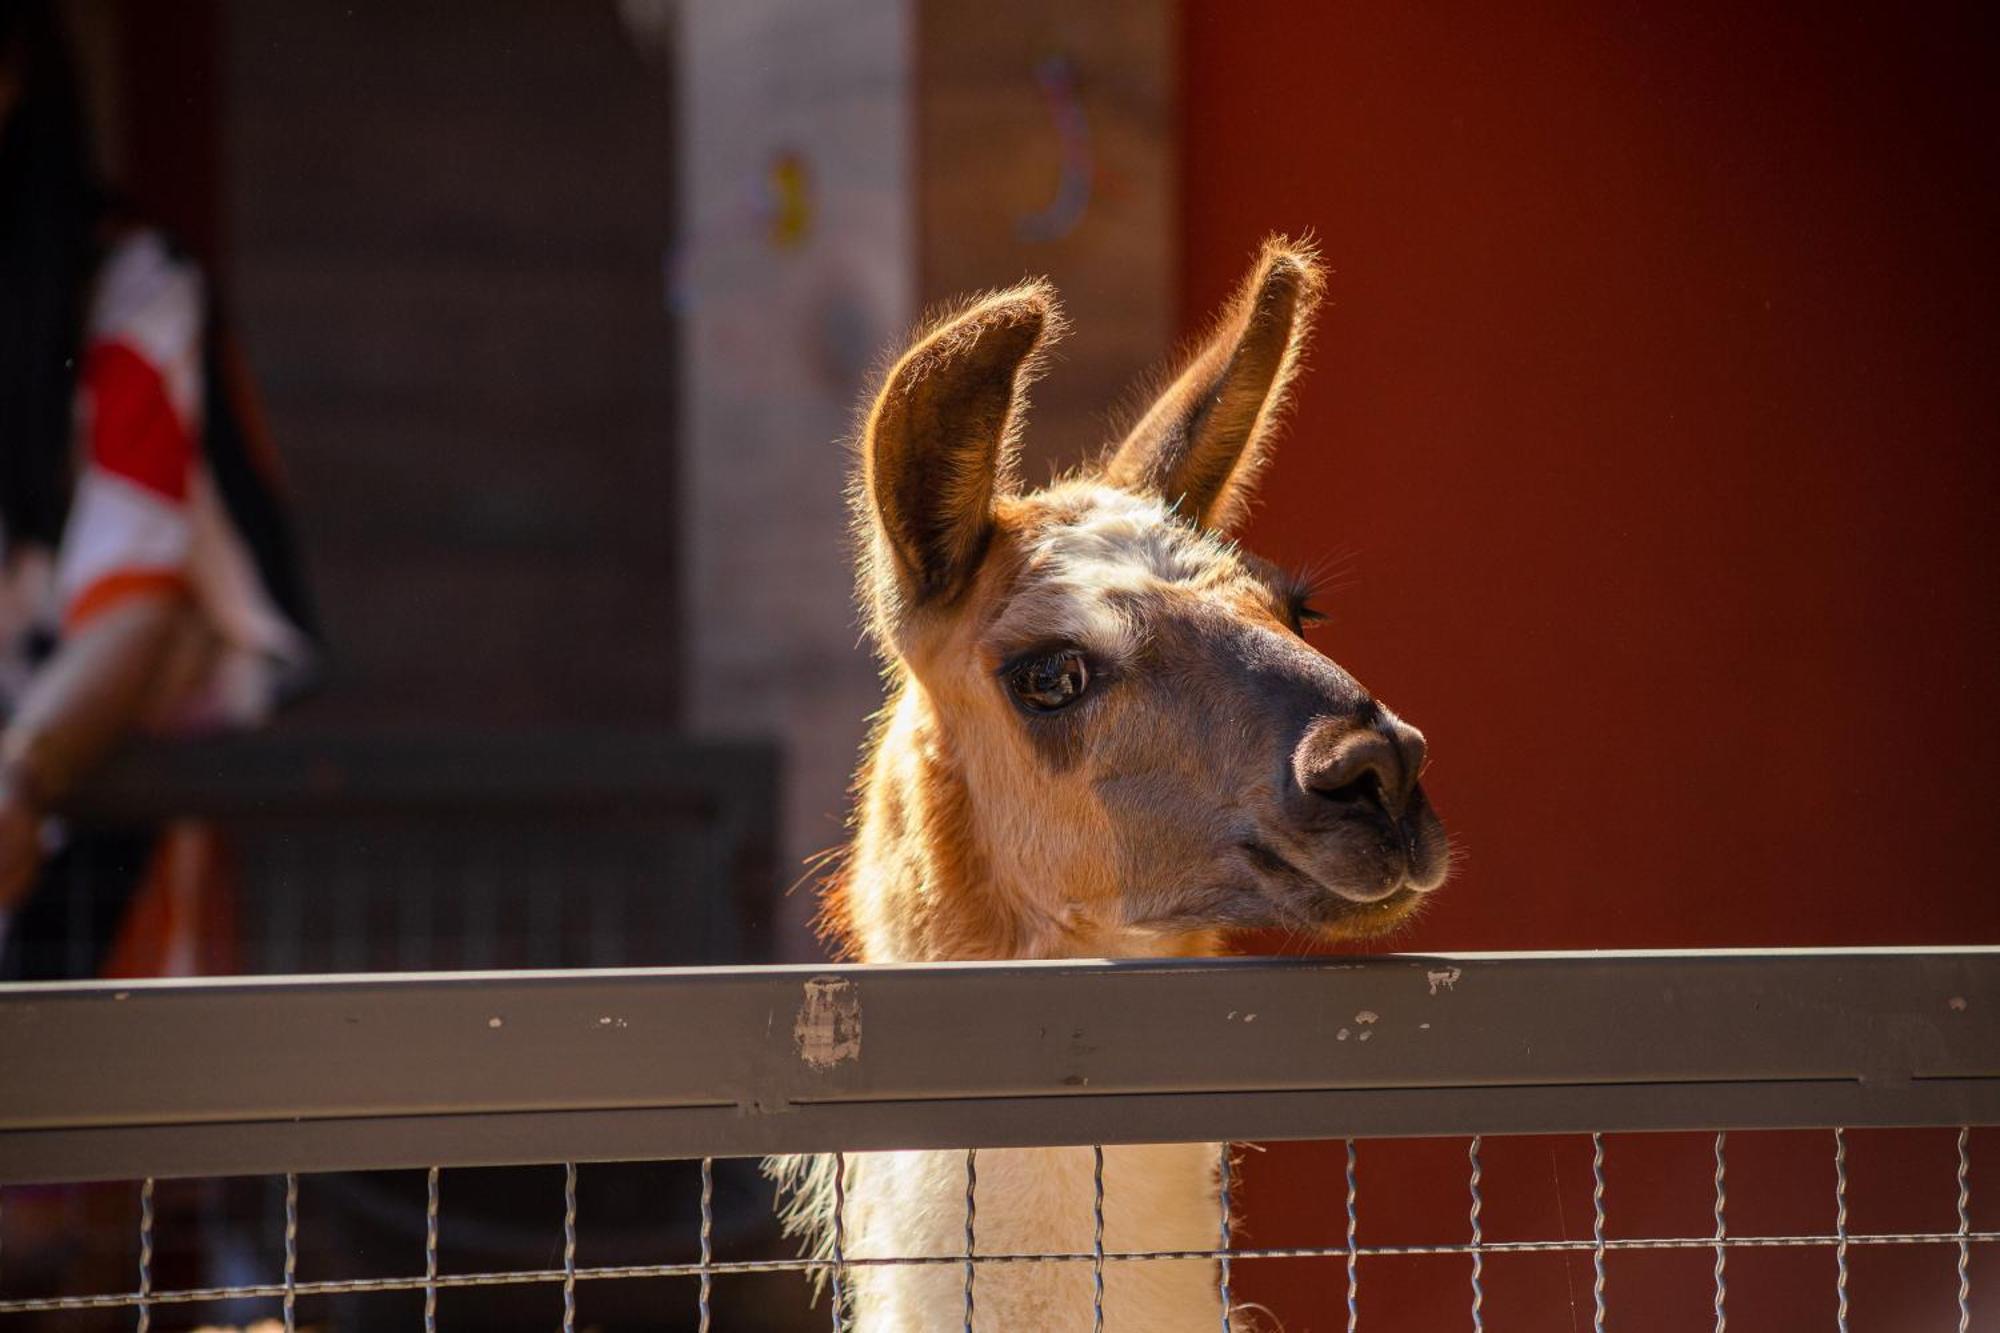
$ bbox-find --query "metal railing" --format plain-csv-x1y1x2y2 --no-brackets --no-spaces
54,730,782,972
1,948,1995,1328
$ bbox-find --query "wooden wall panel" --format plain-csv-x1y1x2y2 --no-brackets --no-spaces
225,3,679,728
918,2,1176,480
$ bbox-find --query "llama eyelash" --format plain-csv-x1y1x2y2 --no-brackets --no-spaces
1279,569,1332,631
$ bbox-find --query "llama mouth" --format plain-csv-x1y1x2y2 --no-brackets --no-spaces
1120,842,1432,939
1239,837,1410,905
1231,836,1437,939
1312,885,1428,938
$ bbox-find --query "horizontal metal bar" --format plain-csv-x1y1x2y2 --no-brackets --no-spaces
9,1232,1999,1317
10,1080,1998,1186
2,949,1994,1183
61,730,780,821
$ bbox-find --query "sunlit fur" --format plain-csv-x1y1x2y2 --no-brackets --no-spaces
774,239,1448,1330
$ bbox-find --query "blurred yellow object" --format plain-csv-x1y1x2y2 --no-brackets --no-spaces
766,149,813,249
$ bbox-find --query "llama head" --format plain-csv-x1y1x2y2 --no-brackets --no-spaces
853,239,1448,945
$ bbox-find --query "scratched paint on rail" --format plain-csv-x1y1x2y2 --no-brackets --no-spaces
795,976,863,1069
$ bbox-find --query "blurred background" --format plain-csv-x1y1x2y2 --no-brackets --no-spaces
2,0,1995,1328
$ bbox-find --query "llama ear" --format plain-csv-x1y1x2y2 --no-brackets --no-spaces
1105,239,1323,532
862,283,1060,607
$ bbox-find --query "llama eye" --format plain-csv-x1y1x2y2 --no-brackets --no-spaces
1006,651,1090,712
1287,599,1329,635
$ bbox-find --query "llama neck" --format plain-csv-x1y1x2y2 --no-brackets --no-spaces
812,686,1230,1332
841,680,1221,963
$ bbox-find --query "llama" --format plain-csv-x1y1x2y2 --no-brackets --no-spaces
774,239,1450,1329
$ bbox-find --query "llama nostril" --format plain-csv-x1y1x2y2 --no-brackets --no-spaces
1316,768,1387,812
1296,719,1419,819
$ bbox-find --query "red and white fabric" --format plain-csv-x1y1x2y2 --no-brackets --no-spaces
48,230,312,730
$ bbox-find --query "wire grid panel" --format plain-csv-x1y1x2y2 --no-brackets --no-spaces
1,1132,1993,1330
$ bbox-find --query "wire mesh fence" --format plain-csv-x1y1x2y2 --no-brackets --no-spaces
2,950,1995,1329
1,1132,1993,1329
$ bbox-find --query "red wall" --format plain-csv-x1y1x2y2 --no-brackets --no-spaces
1179,3,1998,1327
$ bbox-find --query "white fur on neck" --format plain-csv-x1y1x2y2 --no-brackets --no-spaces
776,1143,1226,1330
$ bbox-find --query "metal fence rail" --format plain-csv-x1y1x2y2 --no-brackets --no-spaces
3,949,1994,1183
54,730,783,974
1,949,1995,1329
